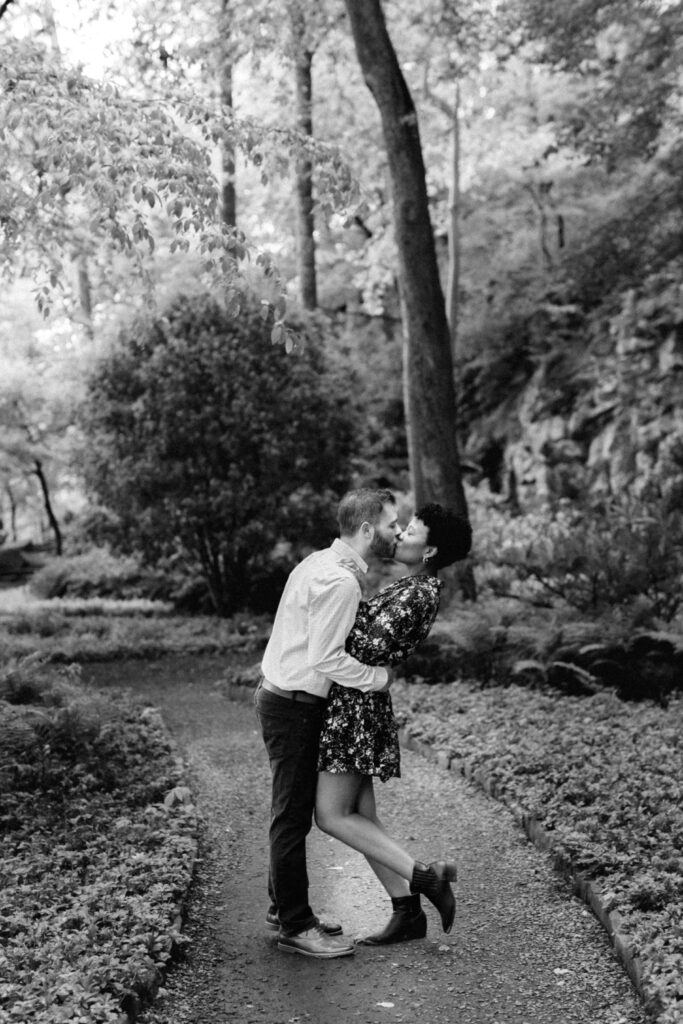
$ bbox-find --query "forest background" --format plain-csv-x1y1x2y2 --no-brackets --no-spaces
3,4,683,1023
2,0,683,624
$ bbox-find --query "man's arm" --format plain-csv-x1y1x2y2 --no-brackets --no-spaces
307,574,388,692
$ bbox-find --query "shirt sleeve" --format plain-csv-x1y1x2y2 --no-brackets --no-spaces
307,573,388,692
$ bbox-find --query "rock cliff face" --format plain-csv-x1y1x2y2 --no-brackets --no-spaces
463,290,683,510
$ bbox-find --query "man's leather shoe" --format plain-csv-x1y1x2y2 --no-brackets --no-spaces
278,924,355,959
266,909,342,935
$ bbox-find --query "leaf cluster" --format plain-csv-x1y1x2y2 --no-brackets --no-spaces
473,492,683,621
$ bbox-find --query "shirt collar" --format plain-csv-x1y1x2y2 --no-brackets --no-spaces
331,537,368,576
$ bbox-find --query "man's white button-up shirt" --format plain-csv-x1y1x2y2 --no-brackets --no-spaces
261,538,389,697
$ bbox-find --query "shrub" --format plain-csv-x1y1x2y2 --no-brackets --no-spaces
82,293,360,616
31,549,150,600
30,547,217,614
472,490,683,621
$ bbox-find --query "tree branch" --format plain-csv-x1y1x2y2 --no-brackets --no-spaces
0,0,17,22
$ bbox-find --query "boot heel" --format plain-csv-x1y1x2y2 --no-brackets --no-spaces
410,861,457,934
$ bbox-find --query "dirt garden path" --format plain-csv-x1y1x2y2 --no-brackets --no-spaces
84,655,645,1024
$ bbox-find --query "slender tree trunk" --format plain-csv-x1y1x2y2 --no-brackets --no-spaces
446,78,461,360
220,0,237,229
344,0,467,516
525,182,554,272
6,485,17,541
33,459,62,555
42,0,60,51
77,255,94,339
292,10,317,310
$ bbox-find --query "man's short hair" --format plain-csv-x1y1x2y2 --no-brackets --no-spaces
337,488,396,536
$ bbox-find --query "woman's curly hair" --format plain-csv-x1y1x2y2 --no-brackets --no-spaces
416,503,472,569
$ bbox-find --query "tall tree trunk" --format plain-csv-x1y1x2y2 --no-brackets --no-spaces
33,458,62,555
292,10,317,310
344,0,467,516
220,0,237,229
446,78,461,360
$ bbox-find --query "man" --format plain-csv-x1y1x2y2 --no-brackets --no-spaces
255,488,401,959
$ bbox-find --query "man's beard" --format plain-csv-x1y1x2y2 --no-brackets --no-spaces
370,534,396,560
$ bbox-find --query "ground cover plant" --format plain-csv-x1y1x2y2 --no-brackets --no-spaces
0,654,197,1024
4,580,683,1023
390,676,683,1024
0,589,269,664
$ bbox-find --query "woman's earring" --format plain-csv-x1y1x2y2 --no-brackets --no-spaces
422,554,430,564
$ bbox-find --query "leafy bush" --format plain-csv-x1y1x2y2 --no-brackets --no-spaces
30,548,148,600
472,490,683,621
0,652,81,705
28,547,203,610
81,292,360,616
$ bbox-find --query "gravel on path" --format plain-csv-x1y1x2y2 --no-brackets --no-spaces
84,656,646,1024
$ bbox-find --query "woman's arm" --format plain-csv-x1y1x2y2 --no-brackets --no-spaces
345,579,440,666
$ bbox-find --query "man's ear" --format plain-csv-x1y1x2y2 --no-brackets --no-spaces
360,521,374,539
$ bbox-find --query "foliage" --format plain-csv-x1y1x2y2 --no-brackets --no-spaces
0,657,196,1024
0,39,236,313
0,32,358,317
0,604,268,663
391,678,683,1022
512,0,683,166
81,292,359,615
30,548,150,599
3,0,683,551
559,158,683,310
471,489,683,621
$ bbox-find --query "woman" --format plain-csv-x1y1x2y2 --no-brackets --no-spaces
315,503,472,945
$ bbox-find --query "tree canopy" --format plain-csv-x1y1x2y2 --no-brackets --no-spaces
2,0,683,566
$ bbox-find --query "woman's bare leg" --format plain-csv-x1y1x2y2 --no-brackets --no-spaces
355,777,410,898
315,771,415,882
316,772,455,939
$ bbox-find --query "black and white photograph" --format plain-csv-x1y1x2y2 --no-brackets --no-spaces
1,1,681,1022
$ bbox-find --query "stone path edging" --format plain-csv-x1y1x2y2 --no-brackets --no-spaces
397,726,646,1002
217,681,645,1009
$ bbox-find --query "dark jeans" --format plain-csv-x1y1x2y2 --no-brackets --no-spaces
254,685,326,935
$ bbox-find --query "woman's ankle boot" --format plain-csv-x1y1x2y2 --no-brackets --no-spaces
358,894,427,945
410,860,457,933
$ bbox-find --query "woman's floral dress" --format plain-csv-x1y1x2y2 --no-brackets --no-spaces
318,575,443,782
